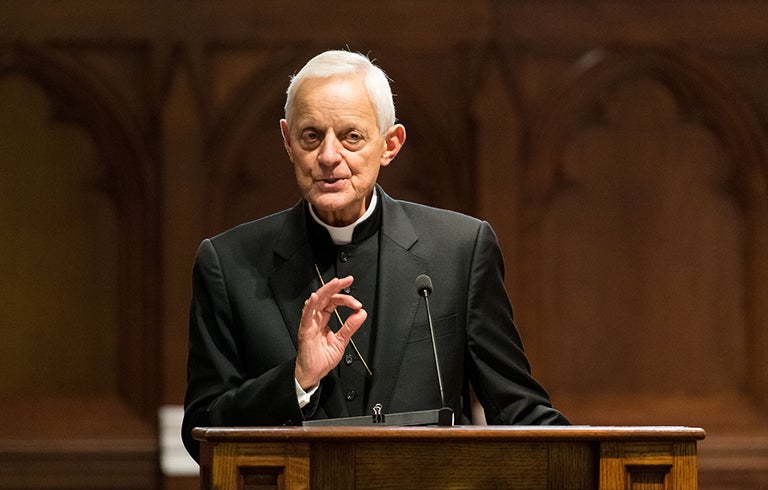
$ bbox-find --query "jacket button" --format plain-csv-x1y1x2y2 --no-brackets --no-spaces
345,390,356,401
344,354,354,365
339,251,349,262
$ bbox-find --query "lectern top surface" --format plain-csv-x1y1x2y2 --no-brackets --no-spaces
192,425,706,443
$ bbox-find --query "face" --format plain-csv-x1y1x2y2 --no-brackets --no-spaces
280,75,405,226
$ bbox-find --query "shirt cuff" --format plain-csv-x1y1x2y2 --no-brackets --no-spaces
295,378,319,408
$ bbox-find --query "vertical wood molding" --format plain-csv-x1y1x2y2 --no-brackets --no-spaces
1,45,161,419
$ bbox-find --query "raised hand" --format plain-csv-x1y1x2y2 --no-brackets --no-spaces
294,275,367,390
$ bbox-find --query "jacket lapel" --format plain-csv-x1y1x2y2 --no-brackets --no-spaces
267,200,349,418
268,201,317,349
368,189,428,412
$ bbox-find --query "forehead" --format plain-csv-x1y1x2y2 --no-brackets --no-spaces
291,75,378,127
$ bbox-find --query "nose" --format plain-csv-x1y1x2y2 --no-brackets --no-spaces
317,133,342,166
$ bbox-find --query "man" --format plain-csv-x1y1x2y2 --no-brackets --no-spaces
182,50,568,462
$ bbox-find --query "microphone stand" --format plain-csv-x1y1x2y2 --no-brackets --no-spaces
422,282,455,427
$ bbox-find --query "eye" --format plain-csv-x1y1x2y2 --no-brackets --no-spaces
299,129,321,149
343,131,365,148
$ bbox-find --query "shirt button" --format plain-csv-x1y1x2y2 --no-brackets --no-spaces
344,354,354,365
343,286,351,294
345,390,356,401
339,251,349,262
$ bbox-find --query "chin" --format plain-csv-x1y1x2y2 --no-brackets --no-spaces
310,195,350,213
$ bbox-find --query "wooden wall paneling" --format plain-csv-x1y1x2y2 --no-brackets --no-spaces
204,47,307,236
0,1,493,46
523,45,768,484
0,44,160,486
495,2,768,44
160,48,207,406
493,42,586,375
742,134,768,412
2,2,768,489
374,46,485,215
0,71,119,395
468,47,527,336
536,48,747,395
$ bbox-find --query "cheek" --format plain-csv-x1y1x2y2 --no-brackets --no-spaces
352,164,380,187
291,153,312,172
291,160,311,185
295,166,313,184
350,152,381,174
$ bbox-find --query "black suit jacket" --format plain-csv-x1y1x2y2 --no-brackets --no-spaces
182,186,567,460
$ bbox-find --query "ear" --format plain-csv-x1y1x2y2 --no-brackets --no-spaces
280,119,293,161
380,124,406,167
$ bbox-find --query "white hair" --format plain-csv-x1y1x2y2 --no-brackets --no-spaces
284,50,396,134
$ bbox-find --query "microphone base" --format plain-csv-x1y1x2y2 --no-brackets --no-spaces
302,407,454,427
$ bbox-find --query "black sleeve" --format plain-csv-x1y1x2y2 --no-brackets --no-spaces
181,239,304,462
465,222,569,426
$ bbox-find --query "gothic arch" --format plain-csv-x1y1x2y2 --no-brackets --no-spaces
527,46,767,211
0,45,161,419
524,45,768,414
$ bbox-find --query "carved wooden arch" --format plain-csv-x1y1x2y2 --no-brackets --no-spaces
0,45,161,419
527,46,767,209
525,46,768,407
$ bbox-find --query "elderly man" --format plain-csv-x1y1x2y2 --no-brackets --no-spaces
182,50,568,461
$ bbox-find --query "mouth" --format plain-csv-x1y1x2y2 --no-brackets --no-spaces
315,177,346,187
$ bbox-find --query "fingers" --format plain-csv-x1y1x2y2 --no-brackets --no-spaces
315,276,354,301
294,275,366,388
303,276,361,316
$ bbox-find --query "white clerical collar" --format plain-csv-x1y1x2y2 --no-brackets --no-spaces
308,189,378,245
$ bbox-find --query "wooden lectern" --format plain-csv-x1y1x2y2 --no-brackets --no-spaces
192,425,705,489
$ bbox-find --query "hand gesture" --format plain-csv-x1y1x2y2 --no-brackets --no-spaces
294,275,367,390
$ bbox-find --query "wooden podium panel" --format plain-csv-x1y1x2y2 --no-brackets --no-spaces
193,426,704,490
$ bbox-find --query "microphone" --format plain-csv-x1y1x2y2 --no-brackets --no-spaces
416,274,453,426
415,274,433,296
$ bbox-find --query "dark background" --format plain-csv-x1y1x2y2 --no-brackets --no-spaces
1,2,767,488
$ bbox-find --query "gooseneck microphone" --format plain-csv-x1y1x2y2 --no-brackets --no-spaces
416,275,452,426
415,274,443,406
